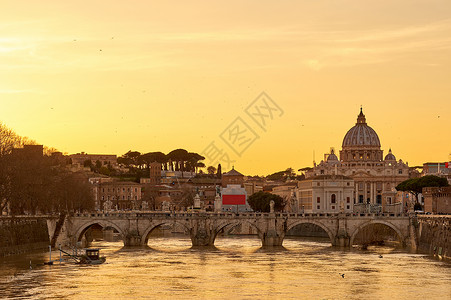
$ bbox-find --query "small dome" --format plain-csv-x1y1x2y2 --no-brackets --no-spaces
342,108,381,148
384,148,396,161
327,149,339,162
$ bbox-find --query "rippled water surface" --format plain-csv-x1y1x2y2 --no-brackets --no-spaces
1,236,450,299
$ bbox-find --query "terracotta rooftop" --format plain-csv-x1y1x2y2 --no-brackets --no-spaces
223,168,244,176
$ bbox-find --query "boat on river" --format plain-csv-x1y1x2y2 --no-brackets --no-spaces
77,248,106,265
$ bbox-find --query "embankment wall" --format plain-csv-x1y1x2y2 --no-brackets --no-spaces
0,217,49,256
417,216,450,259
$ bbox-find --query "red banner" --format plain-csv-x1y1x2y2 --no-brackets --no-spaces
222,194,246,205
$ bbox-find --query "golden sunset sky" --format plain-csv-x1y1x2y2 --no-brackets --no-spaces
1,1,450,175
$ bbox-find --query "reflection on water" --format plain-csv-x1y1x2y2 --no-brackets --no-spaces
1,236,450,299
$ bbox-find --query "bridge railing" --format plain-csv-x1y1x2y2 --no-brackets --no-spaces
0,214,55,219
69,211,410,219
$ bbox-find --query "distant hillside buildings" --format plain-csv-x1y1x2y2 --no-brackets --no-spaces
69,152,117,167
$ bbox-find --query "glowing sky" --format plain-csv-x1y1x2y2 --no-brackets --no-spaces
1,1,450,175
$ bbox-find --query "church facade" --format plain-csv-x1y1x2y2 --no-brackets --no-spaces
303,108,416,213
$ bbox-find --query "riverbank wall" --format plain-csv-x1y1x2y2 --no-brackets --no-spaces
417,215,450,259
0,216,50,257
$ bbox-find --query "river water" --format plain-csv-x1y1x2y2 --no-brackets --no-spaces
1,236,450,299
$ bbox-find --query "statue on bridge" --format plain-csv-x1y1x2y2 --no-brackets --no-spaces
103,200,113,212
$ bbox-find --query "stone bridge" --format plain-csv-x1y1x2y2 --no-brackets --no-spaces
48,211,415,248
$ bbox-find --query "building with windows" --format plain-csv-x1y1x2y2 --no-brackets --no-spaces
422,162,451,184
304,108,416,212
422,186,451,214
149,162,162,185
222,167,245,187
70,152,117,167
297,175,355,213
93,180,142,211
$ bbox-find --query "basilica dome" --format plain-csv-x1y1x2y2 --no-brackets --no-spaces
342,108,381,148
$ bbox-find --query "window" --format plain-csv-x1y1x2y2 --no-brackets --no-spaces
347,205,350,210
122,195,125,200
347,182,350,186
317,182,320,186
128,188,130,192
320,170,324,174
376,195,382,204
359,195,364,203
123,188,125,192
317,197,321,203
359,183,363,191
387,197,392,204
332,206,335,209
331,194,336,203
346,197,350,203
135,188,137,192
128,196,130,200
398,169,403,174
102,188,105,192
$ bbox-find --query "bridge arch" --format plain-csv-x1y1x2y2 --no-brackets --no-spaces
214,220,263,241
75,220,124,244
286,220,335,245
349,220,405,246
141,220,191,245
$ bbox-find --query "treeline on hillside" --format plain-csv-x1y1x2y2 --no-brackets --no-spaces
93,149,208,181
266,168,304,181
0,122,94,215
117,149,205,172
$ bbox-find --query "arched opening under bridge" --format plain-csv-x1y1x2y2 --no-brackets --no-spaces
214,221,263,250
75,221,124,248
284,221,335,248
142,221,192,250
350,221,404,249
